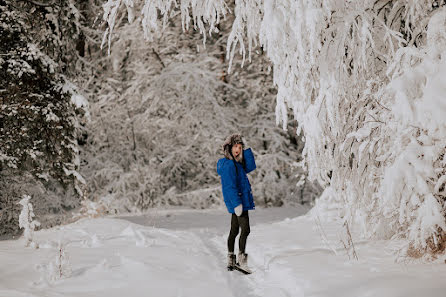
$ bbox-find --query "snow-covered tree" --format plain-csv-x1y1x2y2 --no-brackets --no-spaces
78,0,319,213
102,0,446,254
18,195,40,248
0,1,88,236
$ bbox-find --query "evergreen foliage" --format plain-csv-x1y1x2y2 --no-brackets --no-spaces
0,0,87,236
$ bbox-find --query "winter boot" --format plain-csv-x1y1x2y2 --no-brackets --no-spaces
236,252,252,274
237,252,250,271
227,252,236,271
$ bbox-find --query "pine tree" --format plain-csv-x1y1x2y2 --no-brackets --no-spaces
0,0,87,236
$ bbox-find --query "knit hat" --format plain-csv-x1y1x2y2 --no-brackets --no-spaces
222,133,244,160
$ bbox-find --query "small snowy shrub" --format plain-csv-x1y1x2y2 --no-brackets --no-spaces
47,241,72,282
18,195,40,248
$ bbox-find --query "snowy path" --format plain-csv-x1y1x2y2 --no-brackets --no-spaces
119,206,310,297
196,229,258,297
1,205,446,297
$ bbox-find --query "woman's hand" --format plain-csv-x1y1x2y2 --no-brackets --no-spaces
235,204,243,216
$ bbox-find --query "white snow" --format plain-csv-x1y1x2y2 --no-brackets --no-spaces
0,216,231,297
1,207,445,297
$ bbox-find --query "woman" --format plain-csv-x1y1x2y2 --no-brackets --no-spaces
216,133,256,272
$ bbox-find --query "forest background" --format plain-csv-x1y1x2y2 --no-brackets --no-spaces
2,0,446,257
0,0,318,239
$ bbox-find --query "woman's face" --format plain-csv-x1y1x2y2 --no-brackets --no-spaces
232,143,242,159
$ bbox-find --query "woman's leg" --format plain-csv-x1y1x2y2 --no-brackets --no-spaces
227,213,240,253
237,211,250,253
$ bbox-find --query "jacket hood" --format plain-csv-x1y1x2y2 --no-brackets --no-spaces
222,133,244,162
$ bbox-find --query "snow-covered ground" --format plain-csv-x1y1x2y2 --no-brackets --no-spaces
1,206,445,297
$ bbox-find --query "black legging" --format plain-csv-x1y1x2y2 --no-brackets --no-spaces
227,211,250,253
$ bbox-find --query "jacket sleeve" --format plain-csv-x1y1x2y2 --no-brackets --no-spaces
221,162,242,208
243,148,256,174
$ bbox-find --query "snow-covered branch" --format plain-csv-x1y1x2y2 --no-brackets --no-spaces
101,0,446,254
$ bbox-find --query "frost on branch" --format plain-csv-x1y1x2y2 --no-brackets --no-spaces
226,0,262,73
18,195,40,248
101,0,228,53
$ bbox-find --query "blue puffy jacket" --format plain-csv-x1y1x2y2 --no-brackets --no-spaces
217,148,256,213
